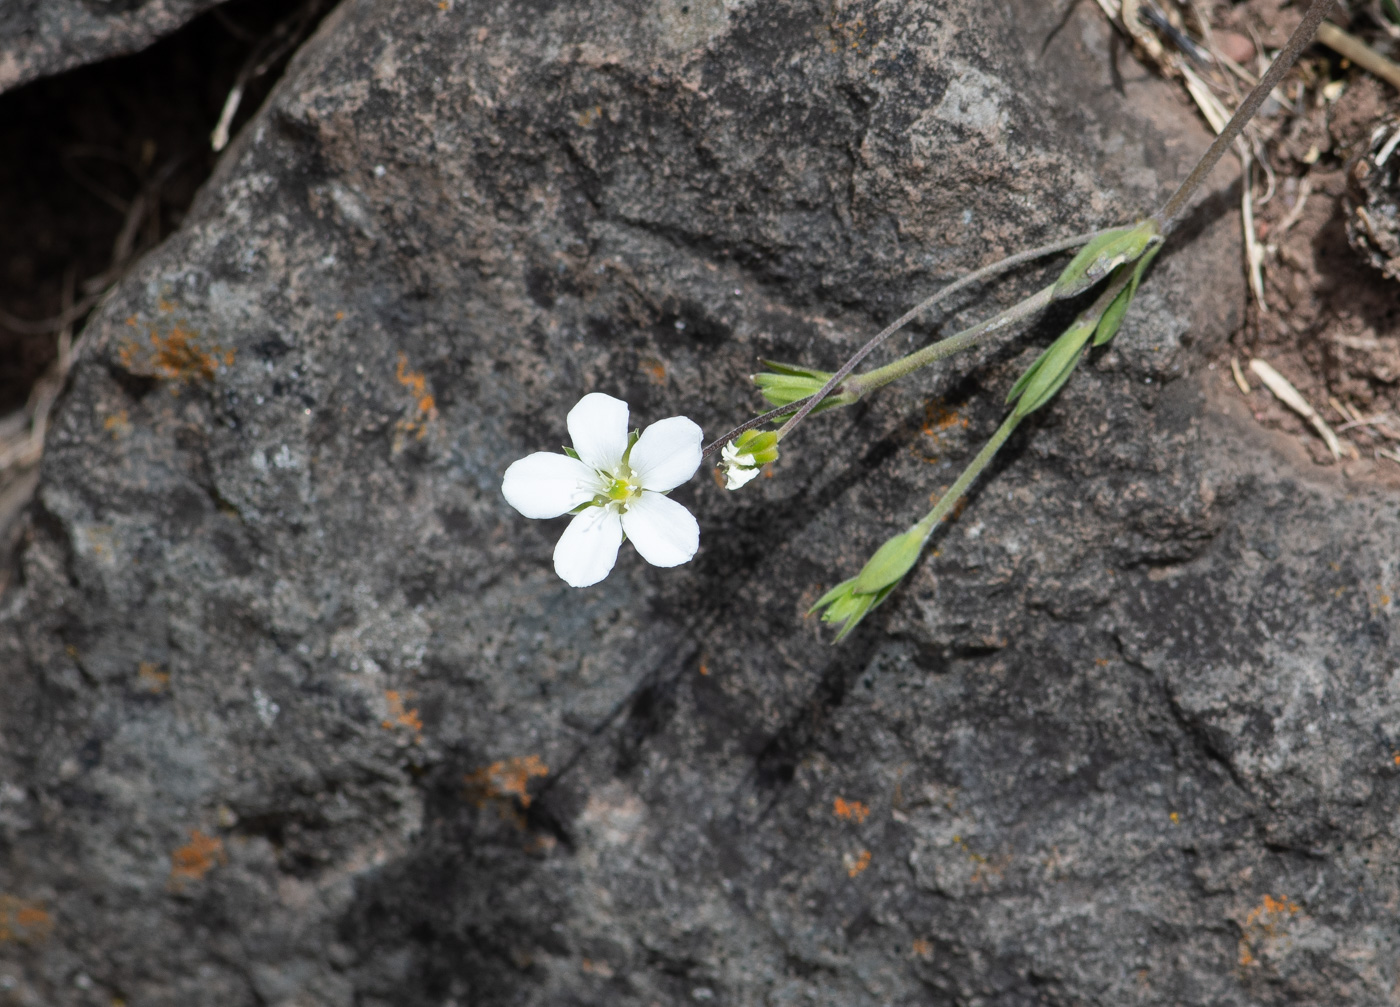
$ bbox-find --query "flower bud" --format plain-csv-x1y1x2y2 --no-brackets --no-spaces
719,429,779,490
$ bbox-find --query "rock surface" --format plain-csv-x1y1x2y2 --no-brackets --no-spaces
2,0,1398,1005
0,0,219,95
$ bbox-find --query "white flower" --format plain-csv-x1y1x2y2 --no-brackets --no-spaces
501,392,703,587
719,441,762,490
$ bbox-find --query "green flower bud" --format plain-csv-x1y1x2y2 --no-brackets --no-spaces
1053,220,1160,300
808,577,898,642
752,361,859,413
719,429,779,490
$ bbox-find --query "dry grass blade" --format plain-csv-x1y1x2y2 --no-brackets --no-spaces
1316,21,1400,91
1249,359,1344,459
1231,356,1252,393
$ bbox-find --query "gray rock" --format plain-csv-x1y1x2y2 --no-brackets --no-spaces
0,0,219,95
2,0,1397,1005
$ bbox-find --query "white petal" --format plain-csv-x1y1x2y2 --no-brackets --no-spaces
553,506,624,587
502,452,601,519
628,415,703,492
723,464,761,491
621,492,699,568
567,393,630,472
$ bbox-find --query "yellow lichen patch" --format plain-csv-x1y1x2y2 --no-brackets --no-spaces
833,797,870,823
119,320,232,388
844,849,872,878
137,662,170,693
1169,811,1180,825
169,829,225,885
0,895,53,944
1237,894,1302,968
464,755,549,810
395,353,439,442
576,105,603,128
381,690,424,741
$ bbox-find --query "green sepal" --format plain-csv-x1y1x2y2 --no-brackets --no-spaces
759,360,832,379
1093,245,1161,346
810,577,860,616
563,446,581,460
753,364,856,414
619,429,640,464
1052,220,1159,300
732,429,779,465
808,578,899,642
852,526,927,595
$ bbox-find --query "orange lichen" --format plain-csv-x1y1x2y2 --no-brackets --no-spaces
699,658,710,676
169,829,225,885
1169,811,1180,825
1094,657,1111,667
911,938,932,958
833,797,870,823
395,354,438,441
464,755,550,811
922,400,968,435
103,410,130,438
119,318,232,389
334,311,346,321
844,849,872,877
381,690,424,738
641,359,667,385
0,896,53,944
1237,894,1301,968
137,662,170,693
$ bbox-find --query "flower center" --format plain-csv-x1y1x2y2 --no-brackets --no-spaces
601,467,643,509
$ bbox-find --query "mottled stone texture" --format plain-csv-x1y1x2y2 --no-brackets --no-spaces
0,0,220,94
1,0,1397,1004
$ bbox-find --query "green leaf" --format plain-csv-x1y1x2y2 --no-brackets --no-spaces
1006,342,1054,405
563,446,580,460
1008,319,1094,415
1052,220,1159,300
852,526,926,594
1093,245,1161,346
1014,344,1085,417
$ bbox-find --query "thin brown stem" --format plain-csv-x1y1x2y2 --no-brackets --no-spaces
771,229,1105,442
1152,0,1334,231
702,398,814,460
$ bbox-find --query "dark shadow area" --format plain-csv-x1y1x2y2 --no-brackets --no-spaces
0,0,331,414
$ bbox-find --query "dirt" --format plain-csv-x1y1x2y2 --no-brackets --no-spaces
1205,1,1400,471
0,0,326,416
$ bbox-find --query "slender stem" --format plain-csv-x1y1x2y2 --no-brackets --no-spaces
912,411,1022,541
702,398,813,459
844,284,1056,399
1152,0,1335,231
772,230,1106,442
